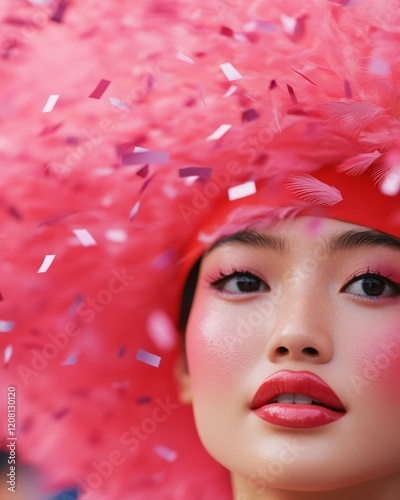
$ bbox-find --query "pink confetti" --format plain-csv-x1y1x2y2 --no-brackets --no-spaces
253,20,278,32
206,124,232,141
110,97,130,111
122,150,169,165
51,0,69,23
0,321,15,333
89,79,111,99
42,94,60,113
4,345,13,365
242,109,259,122
73,229,97,247
136,165,149,178
155,445,178,462
220,62,243,81
179,166,212,178
147,310,178,351
176,51,195,64
220,26,234,37
136,349,161,368
228,181,257,201
38,254,56,273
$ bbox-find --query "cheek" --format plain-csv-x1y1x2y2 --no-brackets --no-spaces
350,315,400,397
185,298,257,396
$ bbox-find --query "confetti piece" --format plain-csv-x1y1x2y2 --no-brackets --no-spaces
206,124,232,141
73,229,97,247
4,345,13,365
148,310,178,351
122,150,169,165
155,445,178,462
53,408,70,420
344,80,352,99
220,62,243,81
381,167,400,196
105,229,127,243
62,354,78,365
287,84,297,104
136,349,161,368
368,59,391,77
228,181,257,201
38,254,56,273
0,292,3,302
0,321,15,333
136,396,152,404
254,20,278,32
223,85,238,98
242,108,259,122
179,166,212,178
42,94,60,113
89,79,111,99
136,165,149,178
129,201,141,221
220,26,234,37
110,97,130,111
117,346,126,358
51,0,68,23
176,51,195,64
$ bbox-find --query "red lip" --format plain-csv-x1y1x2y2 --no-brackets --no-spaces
251,370,346,429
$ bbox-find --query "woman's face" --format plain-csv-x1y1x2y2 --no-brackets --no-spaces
184,217,400,494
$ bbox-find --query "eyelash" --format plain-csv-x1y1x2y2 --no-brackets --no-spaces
342,268,400,301
207,266,400,300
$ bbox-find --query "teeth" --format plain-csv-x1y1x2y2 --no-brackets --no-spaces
275,393,320,405
276,393,295,403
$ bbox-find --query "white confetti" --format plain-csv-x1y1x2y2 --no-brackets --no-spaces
73,229,97,247
148,310,177,351
62,354,78,365
176,51,195,64
228,181,257,201
0,321,15,333
129,201,141,220
223,85,238,98
42,94,60,113
4,345,13,365
38,254,56,273
136,349,161,368
105,229,128,243
206,124,232,141
110,97,130,111
381,167,400,196
220,62,243,81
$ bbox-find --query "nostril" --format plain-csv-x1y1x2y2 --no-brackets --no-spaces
302,347,318,356
276,346,289,355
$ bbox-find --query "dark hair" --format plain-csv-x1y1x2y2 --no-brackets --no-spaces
179,258,201,334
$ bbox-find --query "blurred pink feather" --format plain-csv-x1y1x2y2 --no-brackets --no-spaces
287,174,343,206
337,151,382,176
317,102,384,137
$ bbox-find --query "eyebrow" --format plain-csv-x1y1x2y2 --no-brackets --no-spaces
206,231,286,254
328,230,400,253
206,229,400,255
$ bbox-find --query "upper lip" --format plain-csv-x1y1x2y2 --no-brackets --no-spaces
251,370,346,412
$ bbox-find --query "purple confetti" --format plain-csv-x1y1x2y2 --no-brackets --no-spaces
136,165,149,178
179,167,212,178
136,349,161,368
242,108,259,122
89,79,111,99
62,354,78,365
344,80,352,98
51,1,69,23
117,346,126,358
287,84,297,104
155,445,178,462
122,150,169,165
0,321,14,333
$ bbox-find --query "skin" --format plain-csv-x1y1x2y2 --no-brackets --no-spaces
181,217,400,500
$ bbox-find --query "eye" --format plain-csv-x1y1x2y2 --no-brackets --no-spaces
209,271,270,294
343,273,400,299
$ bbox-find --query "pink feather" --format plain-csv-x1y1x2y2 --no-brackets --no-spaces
337,151,382,176
287,174,343,206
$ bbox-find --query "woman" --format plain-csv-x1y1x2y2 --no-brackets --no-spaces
1,0,399,498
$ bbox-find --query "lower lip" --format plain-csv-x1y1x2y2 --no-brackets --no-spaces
254,404,345,428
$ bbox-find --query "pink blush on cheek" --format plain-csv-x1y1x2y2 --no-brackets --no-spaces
357,324,400,396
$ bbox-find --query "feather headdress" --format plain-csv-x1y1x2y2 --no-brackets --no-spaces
0,0,400,498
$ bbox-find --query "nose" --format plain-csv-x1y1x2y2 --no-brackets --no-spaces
265,291,334,365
